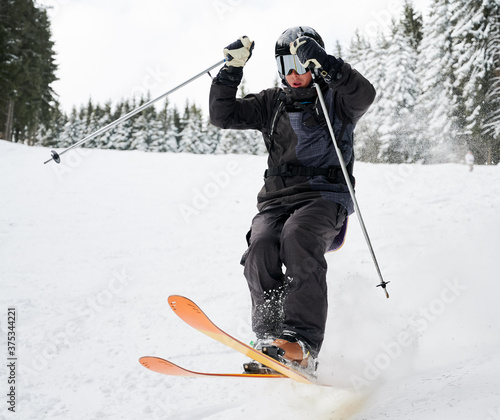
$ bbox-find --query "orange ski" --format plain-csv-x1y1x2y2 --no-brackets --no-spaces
139,356,283,379
166,295,316,385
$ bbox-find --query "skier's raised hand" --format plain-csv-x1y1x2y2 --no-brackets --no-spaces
290,36,343,82
223,36,255,68
290,36,327,70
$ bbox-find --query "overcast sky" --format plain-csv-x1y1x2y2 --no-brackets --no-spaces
36,0,432,115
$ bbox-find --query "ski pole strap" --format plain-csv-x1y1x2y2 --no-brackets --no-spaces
264,163,355,186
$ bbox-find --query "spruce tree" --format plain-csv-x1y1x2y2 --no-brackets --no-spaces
414,0,460,162
402,0,424,51
204,120,221,153
170,105,184,152
149,100,168,152
130,94,158,152
95,101,113,149
451,0,500,164
378,19,419,163
36,100,66,148
111,100,134,150
483,3,500,163
0,0,58,143
163,102,181,152
350,30,390,162
62,107,84,149
347,31,378,161
181,102,209,154
216,129,240,154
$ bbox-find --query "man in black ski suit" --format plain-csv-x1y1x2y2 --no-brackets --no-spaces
209,26,376,373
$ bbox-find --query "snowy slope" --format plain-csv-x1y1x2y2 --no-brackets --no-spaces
1,140,499,419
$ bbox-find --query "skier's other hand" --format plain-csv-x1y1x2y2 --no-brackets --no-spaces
289,36,328,70
223,36,255,67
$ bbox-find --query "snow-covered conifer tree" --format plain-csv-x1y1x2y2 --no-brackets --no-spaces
349,30,390,162
414,0,459,162
204,120,221,153
378,19,419,163
130,94,159,152
483,3,500,163
452,0,500,164
181,103,209,154
36,103,67,148
61,106,85,149
346,31,380,161
93,101,113,149
111,100,134,150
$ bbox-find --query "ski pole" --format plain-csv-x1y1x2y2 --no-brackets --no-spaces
311,71,390,298
44,59,226,165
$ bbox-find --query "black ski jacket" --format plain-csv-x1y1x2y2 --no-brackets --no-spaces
209,63,375,215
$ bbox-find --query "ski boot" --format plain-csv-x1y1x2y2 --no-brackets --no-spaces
243,336,279,375
261,332,318,377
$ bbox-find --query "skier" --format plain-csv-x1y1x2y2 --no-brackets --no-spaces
465,150,474,172
209,26,376,374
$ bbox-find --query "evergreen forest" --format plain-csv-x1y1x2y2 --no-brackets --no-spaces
1,0,499,164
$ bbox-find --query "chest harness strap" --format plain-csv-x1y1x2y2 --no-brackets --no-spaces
265,92,353,185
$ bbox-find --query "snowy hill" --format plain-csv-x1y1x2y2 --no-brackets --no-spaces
1,140,499,419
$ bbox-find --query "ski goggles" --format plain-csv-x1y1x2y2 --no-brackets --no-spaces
276,54,309,77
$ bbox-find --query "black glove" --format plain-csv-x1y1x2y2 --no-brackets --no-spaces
215,36,254,88
290,36,343,82
223,36,255,68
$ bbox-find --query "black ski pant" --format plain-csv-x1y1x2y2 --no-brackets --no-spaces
242,197,346,356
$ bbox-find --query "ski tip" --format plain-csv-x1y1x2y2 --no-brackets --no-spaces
168,295,188,305
168,295,188,311
139,356,153,370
